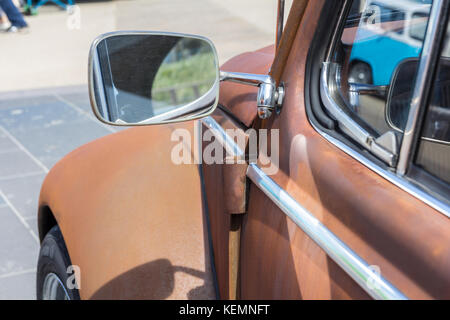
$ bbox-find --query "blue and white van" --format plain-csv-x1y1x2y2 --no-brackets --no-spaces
348,0,432,85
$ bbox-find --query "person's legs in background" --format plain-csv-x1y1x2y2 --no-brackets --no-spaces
0,6,11,31
0,0,28,32
0,5,13,31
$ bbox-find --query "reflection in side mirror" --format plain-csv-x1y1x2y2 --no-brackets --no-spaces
88,32,220,125
385,58,419,132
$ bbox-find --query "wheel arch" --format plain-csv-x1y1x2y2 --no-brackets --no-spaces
37,204,57,243
37,125,216,299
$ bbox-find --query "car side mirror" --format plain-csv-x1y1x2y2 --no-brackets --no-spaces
88,32,220,125
385,58,419,132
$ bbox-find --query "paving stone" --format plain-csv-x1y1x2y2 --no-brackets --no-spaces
0,98,114,170
0,173,46,219
0,150,44,178
0,207,39,277
0,131,18,151
25,217,39,241
0,271,36,300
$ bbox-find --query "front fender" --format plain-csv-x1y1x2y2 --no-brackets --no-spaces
38,121,216,299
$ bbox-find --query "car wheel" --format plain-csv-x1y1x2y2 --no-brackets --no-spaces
348,62,373,84
36,225,80,300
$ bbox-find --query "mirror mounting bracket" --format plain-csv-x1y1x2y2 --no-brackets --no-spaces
219,71,285,119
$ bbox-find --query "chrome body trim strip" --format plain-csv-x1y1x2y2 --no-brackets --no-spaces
246,163,408,300
397,0,446,174
201,116,414,298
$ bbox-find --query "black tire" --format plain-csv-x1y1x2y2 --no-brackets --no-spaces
36,225,80,300
348,61,373,84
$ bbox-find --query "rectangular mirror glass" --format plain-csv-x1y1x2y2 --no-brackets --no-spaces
89,32,220,125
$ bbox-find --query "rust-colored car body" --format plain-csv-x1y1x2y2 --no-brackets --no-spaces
38,0,450,299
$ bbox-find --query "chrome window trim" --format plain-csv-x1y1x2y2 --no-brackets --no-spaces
320,63,372,149
320,62,397,166
397,0,447,175
384,115,450,146
310,120,450,218
315,0,450,218
421,136,450,146
247,163,408,300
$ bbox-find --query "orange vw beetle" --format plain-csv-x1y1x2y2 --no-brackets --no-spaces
36,0,450,300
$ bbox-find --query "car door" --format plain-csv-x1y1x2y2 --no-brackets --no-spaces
240,0,450,299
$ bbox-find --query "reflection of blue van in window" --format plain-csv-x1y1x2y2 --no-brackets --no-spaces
348,0,431,85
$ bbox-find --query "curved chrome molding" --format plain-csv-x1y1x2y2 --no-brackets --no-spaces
320,62,372,148
247,163,408,300
310,120,450,218
320,62,396,166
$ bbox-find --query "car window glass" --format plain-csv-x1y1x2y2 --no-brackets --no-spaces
410,12,430,41
415,22,450,184
330,0,432,137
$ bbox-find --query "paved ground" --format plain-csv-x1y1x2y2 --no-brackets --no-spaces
0,0,291,299
0,85,118,299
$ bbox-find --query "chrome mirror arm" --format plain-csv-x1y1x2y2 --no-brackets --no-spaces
219,71,284,119
348,83,388,110
348,83,388,97
219,71,273,86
